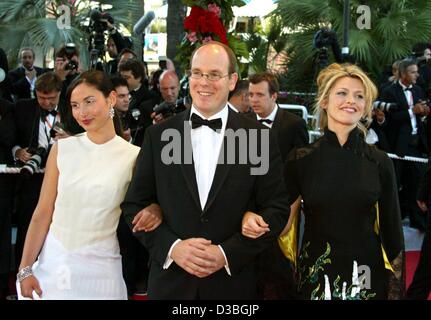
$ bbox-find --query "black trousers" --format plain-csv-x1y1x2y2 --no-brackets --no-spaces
407,211,431,299
394,142,427,230
0,175,16,296
14,174,43,270
117,215,149,296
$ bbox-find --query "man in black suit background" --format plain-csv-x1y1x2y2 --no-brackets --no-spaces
12,72,79,270
8,48,45,100
121,41,290,299
247,72,309,162
380,59,430,231
119,59,159,146
245,72,308,299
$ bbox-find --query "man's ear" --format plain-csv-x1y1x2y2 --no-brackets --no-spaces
229,73,238,91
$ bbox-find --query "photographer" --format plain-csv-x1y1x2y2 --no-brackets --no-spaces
54,44,81,101
105,21,130,75
151,70,186,124
12,72,77,271
118,59,158,146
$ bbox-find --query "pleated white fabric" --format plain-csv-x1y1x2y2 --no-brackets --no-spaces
17,133,140,300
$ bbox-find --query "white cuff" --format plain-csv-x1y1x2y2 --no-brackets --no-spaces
218,245,231,276
12,145,21,161
163,239,181,269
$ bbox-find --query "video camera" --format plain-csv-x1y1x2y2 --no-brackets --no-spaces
153,97,187,117
20,146,47,177
88,9,114,59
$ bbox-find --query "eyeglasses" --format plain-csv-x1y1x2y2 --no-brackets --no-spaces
188,70,230,82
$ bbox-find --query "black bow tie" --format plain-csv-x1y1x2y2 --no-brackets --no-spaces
191,113,222,132
41,109,57,118
404,87,412,91
258,118,273,125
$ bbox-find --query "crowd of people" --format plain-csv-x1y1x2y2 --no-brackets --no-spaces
0,38,430,300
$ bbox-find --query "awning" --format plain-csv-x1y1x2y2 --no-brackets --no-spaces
232,0,277,18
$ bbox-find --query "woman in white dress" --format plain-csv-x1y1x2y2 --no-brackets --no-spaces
17,70,161,299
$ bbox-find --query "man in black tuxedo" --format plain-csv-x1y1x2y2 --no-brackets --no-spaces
0,98,16,299
247,72,309,162
380,59,430,231
245,72,308,299
12,72,79,270
119,59,159,146
8,48,45,100
228,79,251,113
121,42,290,299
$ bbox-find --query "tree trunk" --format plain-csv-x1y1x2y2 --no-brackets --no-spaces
166,0,186,76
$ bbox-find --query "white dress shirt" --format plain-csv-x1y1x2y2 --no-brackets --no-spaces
399,81,418,135
12,107,58,160
163,105,231,275
256,104,278,128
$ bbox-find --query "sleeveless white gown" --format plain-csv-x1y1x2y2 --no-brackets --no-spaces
17,133,140,299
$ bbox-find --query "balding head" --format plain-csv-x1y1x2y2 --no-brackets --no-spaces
159,70,180,104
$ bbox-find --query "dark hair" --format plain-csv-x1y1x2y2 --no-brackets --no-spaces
20,47,35,58
398,59,417,76
118,48,137,59
35,72,63,93
66,70,123,137
249,72,279,95
118,59,146,82
56,45,80,59
229,79,249,99
191,41,238,75
110,76,129,90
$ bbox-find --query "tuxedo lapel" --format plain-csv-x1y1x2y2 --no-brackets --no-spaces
395,83,409,109
203,108,237,213
178,109,202,211
271,107,282,131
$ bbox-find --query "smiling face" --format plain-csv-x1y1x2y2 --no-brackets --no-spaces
189,44,238,117
321,76,366,132
70,83,116,133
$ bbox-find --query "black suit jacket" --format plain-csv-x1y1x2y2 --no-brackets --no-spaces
380,82,428,156
121,108,290,299
128,85,159,147
245,107,309,162
8,66,45,100
13,99,43,152
0,98,16,164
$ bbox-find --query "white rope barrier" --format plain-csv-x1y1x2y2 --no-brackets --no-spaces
387,153,429,164
0,166,45,174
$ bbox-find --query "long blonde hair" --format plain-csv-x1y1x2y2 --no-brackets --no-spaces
314,63,378,136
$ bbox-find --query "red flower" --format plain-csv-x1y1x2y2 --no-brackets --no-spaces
183,5,228,45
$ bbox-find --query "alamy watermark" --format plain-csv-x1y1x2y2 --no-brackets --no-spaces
160,122,270,175
356,5,371,30
56,5,71,30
